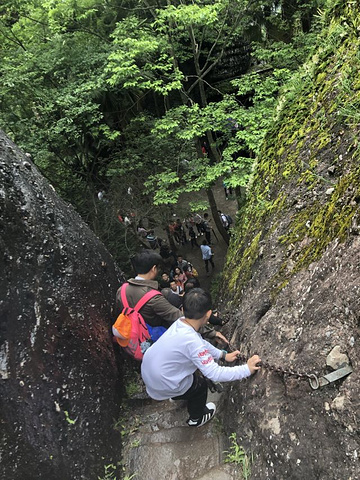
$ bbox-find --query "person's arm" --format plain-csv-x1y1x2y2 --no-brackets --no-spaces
187,336,261,382
199,324,217,340
208,312,223,326
215,331,229,345
146,294,182,324
115,287,123,316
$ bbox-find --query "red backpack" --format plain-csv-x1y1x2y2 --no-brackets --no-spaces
112,283,160,361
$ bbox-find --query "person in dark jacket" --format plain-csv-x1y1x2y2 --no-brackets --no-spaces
159,272,171,290
161,288,183,309
115,250,182,329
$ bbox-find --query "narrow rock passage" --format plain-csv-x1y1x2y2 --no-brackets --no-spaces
122,390,239,479
121,182,240,479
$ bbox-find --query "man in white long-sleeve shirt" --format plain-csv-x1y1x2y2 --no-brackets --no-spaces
141,288,261,427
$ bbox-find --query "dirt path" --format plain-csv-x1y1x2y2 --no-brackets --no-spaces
155,178,238,293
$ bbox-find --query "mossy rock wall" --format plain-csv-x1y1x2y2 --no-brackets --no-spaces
0,131,125,479
220,4,360,479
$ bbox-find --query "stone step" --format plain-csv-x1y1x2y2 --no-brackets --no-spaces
125,434,223,480
123,391,228,479
194,464,238,480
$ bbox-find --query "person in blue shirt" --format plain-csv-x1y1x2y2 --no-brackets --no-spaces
200,240,215,275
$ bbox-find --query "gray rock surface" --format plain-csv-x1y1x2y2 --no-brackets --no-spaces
217,10,360,478
194,466,237,480
221,237,359,479
123,391,240,480
0,131,125,479
326,345,349,370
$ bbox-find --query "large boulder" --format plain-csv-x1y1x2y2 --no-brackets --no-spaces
0,131,125,479
220,4,360,480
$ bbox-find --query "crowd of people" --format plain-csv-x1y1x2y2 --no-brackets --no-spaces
114,248,261,429
167,213,216,246
107,172,251,429
131,210,233,279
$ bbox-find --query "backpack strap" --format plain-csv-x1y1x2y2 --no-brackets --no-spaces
134,289,161,312
120,283,130,309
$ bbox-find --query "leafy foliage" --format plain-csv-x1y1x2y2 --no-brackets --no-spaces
0,0,327,259
224,432,252,479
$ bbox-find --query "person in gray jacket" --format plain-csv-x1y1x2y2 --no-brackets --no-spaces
115,250,182,329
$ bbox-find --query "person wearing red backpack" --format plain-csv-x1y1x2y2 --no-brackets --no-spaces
115,250,182,331
113,250,183,360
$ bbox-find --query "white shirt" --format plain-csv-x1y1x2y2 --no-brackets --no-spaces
171,285,183,295
194,213,203,224
200,244,212,260
141,319,251,400
220,213,229,227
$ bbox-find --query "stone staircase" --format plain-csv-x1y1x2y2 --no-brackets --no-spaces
122,391,239,480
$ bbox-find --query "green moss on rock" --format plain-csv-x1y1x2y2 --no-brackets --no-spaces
221,3,360,304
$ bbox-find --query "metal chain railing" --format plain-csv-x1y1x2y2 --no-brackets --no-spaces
219,313,352,389
227,341,317,383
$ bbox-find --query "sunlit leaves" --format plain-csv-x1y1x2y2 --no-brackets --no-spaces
155,2,225,29
106,16,183,93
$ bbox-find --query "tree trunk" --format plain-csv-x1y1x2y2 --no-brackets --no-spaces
206,187,230,246
193,137,229,245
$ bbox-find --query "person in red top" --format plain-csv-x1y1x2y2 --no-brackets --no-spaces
183,265,194,281
174,266,186,286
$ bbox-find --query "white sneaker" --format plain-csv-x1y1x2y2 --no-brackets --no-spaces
187,402,216,427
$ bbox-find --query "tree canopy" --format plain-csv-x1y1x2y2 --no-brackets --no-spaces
0,0,326,264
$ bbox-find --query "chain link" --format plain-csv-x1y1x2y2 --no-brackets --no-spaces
226,342,315,380
221,313,315,382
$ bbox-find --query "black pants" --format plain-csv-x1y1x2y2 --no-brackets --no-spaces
224,186,233,198
172,373,208,419
190,237,199,248
204,257,215,273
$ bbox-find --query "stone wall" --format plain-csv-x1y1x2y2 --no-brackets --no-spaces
0,131,125,479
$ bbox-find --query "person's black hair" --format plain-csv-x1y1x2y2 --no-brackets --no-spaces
161,288,172,298
217,210,221,214
177,254,183,259
204,213,209,219
183,288,212,320
184,278,201,293
132,250,162,274
202,239,207,245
